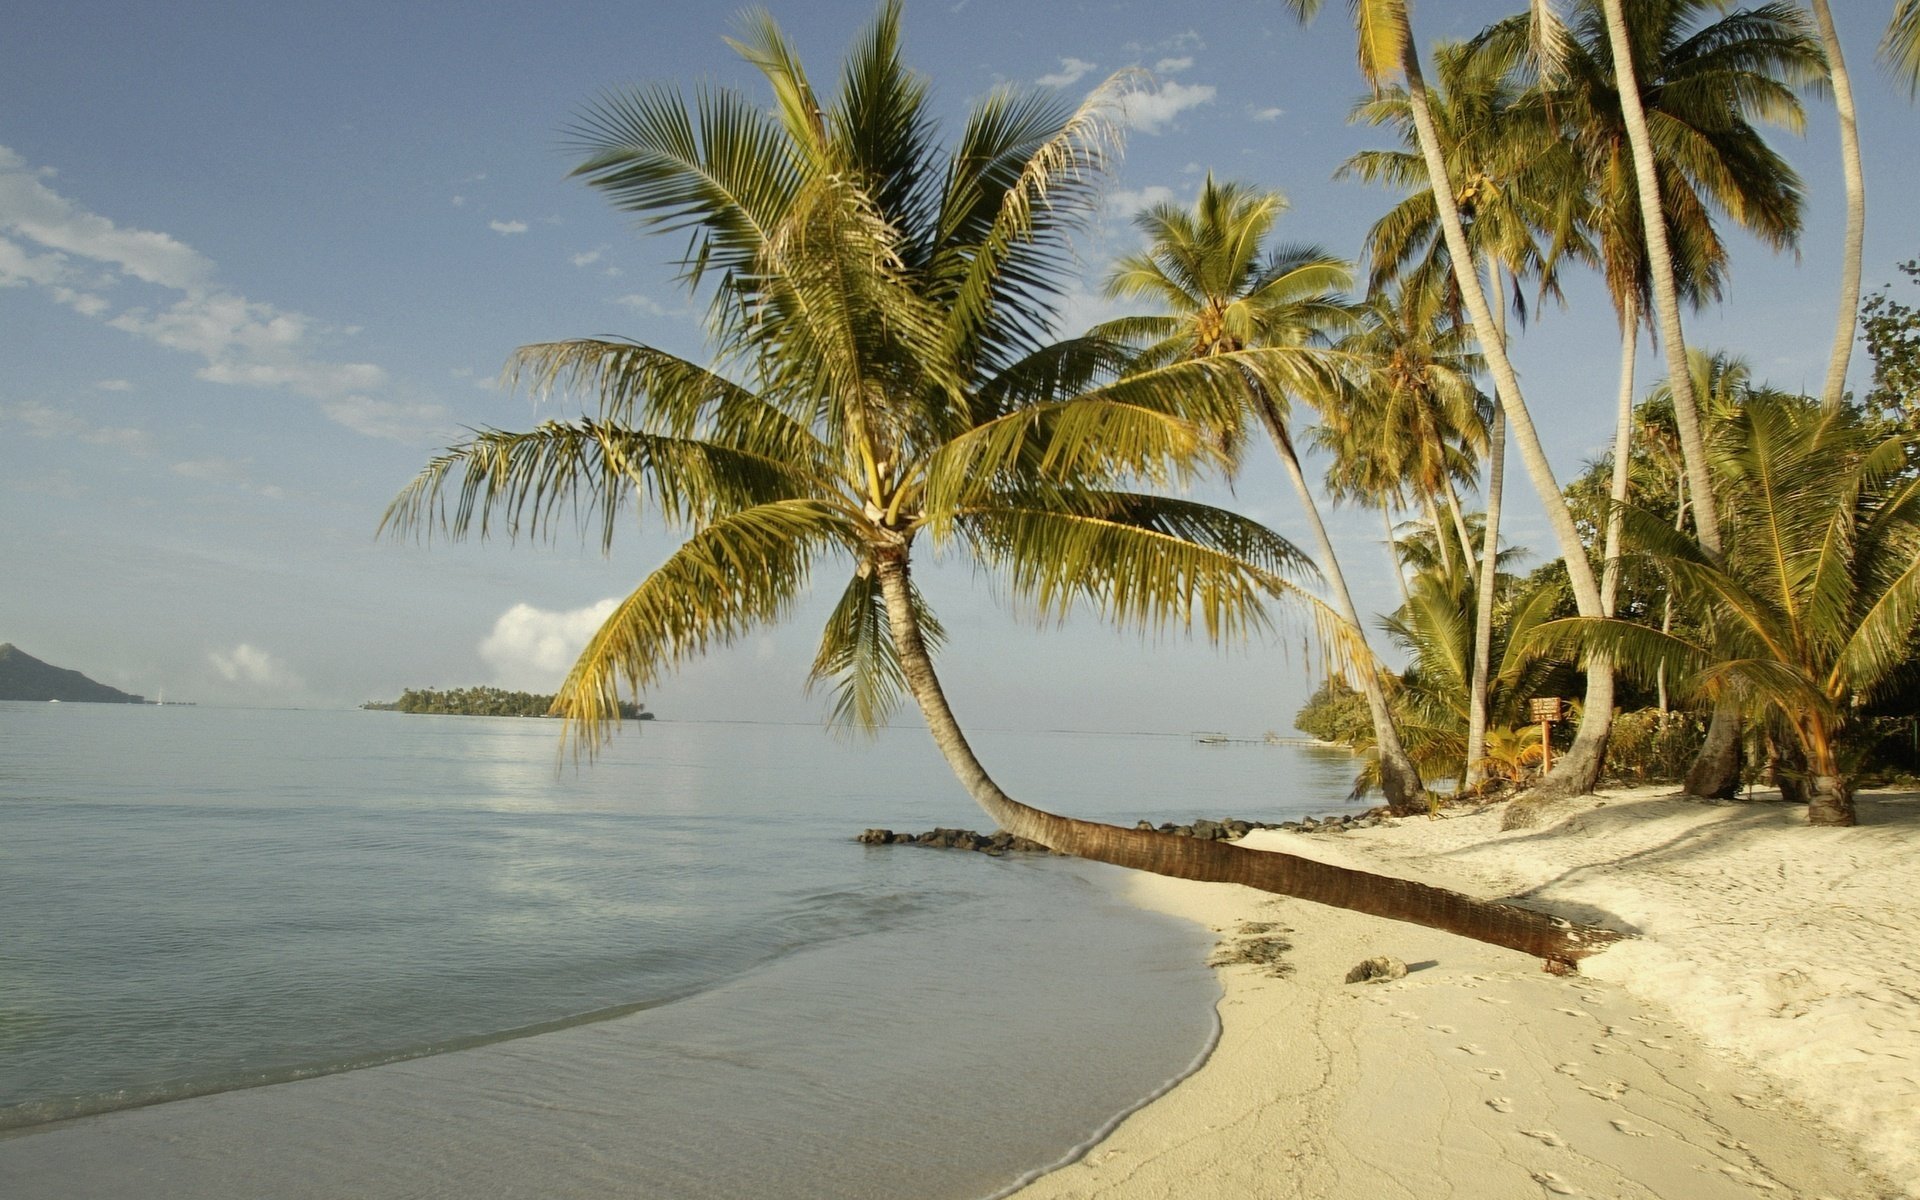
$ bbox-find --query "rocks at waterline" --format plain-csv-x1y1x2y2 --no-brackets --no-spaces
855,810,1398,854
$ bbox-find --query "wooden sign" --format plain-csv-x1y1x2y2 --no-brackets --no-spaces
1530,697,1564,722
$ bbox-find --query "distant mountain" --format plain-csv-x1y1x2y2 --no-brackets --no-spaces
0,644,146,703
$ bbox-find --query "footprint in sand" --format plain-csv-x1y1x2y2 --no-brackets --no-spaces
1720,1164,1779,1191
1610,1118,1649,1138
1429,1023,1457,1034
1521,1129,1567,1147
1478,995,1512,1005
1579,1080,1629,1101
1488,1096,1515,1113
1531,1170,1580,1195
1555,1007,1585,1018
1475,1066,1507,1080
1457,1043,1488,1056
1554,1062,1582,1076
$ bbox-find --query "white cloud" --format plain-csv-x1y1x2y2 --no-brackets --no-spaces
489,219,528,235
172,455,285,497
570,247,605,267
1,400,153,453
1248,105,1285,122
0,145,448,441
208,643,302,689
1037,56,1097,87
451,195,467,207
1154,56,1193,73
1117,81,1216,134
96,378,133,391
0,147,214,290
614,292,673,317
1106,185,1175,219
479,599,620,690
319,395,452,442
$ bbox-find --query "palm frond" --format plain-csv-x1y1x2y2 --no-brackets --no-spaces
807,565,946,732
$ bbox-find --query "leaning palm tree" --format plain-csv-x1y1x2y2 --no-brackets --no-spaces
1097,177,1428,814
1805,0,1866,412
1536,391,1920,826
385,6,1618,964
1284,0,1623,801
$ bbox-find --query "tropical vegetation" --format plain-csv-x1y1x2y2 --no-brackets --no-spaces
364,686,651,720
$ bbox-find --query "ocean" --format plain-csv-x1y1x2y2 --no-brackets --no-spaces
0,701,1366,1198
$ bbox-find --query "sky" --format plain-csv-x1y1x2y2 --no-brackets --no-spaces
2,0,1914,735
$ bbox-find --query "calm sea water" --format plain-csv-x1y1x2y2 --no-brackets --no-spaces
0,702,1365,1198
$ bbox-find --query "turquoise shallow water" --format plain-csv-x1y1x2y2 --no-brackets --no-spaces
0,702,1365,1198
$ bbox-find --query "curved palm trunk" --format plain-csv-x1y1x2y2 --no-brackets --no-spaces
1423,493,1456,577
1598,0,1722,560
873,547,1624,966
1254,399,1426,814
1383,504,1411,605
1811,0,1866,412
1601,307,1638,618
1465,409,1504,789
1398,38,1612,794
1441,478,1479,590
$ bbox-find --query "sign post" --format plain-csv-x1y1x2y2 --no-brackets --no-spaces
1529,697,1564,775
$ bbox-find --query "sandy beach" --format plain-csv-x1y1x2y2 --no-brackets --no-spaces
1015,786,1916,1200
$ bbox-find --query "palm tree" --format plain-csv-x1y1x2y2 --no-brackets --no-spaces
1483,0,1817,796
1806,0,1866,412
1284,0,1621,800
1099,178,1430,814
1339,34,1585,789
1537,391,1920,826
384,6,1618,964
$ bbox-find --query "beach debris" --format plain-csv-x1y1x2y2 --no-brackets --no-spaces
1344,955,1409,984
1208,922,1295,977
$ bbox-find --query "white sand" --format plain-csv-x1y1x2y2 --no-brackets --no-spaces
1014,786,1916,1200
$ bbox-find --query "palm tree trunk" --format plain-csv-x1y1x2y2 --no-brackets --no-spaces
1423,493,1455,577
872,545,1624,966
1797,721,1855,827
1253,397,1427,814
1597,0,1722,560
1383,503,1410,605
1465,408,1505,790
1441,477,1479,590
1397,36,1613,794
1810,0,1866,412
1601,305,1638,618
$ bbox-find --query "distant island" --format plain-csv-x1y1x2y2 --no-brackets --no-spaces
0,643,146,704
363,686,654,721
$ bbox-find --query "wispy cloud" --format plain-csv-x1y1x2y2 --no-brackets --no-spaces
489,219,528,235
1248,105,1284,122
479,599,619,691
1117,80,1216,134
97,378,133,391
1037,56,1097,87
1154,56,1193,73
614,292,678,317
1,399,153,454
1106,185,1176,219
208,643,302,689
0,144,449,441
570,246,606,267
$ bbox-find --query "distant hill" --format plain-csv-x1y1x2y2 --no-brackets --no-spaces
0,644,146,703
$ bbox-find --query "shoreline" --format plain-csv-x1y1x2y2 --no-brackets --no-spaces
1014,785,1915,1200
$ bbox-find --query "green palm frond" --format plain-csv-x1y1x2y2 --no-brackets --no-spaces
956,492,1368,667
553,499,857,753
807,566,946,732
1887,0,1920,96
380,422,826,552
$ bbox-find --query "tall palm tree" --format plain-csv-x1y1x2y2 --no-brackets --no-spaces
1538,391,1920,826
384,6,1617,963
1284,0,1622,800
1806,0,1866,412
1339,34,1586,788
1099,178,1430,813
1548,0,1818,794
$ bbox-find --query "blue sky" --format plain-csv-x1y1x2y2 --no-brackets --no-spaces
3,0,1914,734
